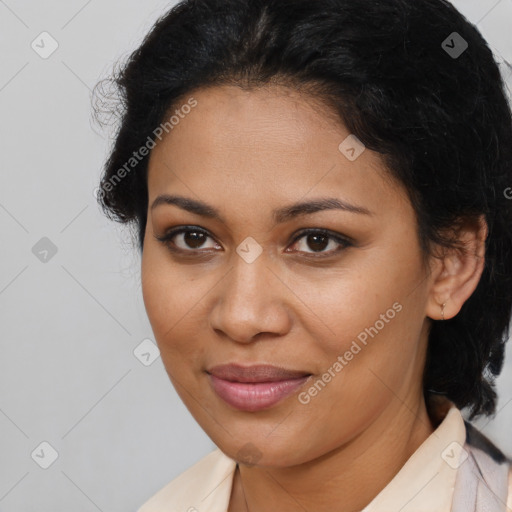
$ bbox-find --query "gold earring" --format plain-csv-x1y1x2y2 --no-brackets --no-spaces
441,302,446,321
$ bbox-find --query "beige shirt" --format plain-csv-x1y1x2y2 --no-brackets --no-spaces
138,403,512,512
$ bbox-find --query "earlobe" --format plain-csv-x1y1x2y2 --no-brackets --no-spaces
426,297,453,322
425,215,488,321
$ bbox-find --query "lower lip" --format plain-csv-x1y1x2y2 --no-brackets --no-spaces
208,373,311,412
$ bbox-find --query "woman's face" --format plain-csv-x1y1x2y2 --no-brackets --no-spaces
141,84,436,467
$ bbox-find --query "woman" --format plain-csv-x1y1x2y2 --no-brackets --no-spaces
94,0,512,510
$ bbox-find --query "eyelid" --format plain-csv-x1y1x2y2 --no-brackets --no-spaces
290,227,354,246
286,228,352,257
154,225,353,257
154,226,221,252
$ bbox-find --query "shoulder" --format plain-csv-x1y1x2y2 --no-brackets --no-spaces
464,420,511,466
137,448,237,512
456,420,512,511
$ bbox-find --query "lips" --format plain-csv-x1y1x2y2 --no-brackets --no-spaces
207,363,311,383
206,363,312,411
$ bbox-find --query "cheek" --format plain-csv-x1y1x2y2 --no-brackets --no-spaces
321,245,423,351
141,245,184,345
292,304,421,454
300,265,400,353
304,259,424,396
141,250,168,334
141,246,209,368
318,306,426,437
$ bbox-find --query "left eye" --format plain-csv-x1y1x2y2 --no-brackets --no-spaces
287,229,352,256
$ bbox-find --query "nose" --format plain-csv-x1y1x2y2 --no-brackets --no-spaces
208,252,292,344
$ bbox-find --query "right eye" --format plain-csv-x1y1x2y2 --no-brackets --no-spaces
154,226,222,255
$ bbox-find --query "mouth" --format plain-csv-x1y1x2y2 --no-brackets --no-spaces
206,363,312,411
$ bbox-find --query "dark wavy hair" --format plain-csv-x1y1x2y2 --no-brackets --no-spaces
94,0,512,420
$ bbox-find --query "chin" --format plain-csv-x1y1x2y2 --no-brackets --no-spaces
213,433,312,468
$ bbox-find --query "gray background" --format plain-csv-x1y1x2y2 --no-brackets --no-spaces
0,0,511,510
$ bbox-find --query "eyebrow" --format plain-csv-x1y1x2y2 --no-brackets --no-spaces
150,194,373,224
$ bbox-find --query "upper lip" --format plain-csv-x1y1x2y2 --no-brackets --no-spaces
206,364,311,383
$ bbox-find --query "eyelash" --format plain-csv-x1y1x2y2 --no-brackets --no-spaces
154,226,353,258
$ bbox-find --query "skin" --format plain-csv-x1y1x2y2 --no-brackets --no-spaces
141,84,487,512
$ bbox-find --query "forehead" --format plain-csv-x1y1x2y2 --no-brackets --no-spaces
146,84,410,222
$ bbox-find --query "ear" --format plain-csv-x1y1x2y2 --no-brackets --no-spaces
426,215,488,321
